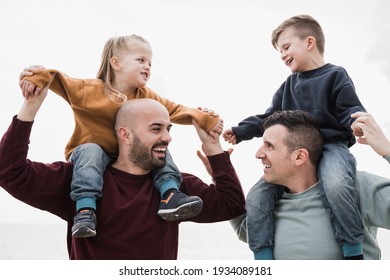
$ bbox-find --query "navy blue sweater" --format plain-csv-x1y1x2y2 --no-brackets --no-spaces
232,63,366,147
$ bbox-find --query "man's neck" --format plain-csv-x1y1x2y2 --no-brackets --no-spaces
285,172,318,194
111,158,150,175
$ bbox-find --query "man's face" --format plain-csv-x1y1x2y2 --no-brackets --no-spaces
255,124,297,185
127,110,172,171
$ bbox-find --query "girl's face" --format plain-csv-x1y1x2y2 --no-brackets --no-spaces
276,27,311,73
114,41,153,91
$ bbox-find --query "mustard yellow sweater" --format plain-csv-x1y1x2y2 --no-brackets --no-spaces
24,69,219,160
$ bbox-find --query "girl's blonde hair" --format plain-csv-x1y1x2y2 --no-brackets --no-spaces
96,34,150,104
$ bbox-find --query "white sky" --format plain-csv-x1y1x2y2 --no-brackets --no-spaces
1,0,390,258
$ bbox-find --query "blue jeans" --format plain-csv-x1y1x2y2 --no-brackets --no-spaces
246,141,363,255
69,143,182,210
152,148,181,197
318,142,363,245
246,180,284,253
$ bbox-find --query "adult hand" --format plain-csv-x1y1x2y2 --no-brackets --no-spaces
197,145,234,176
197,106,223,139
193,119,223,156
210,118,224,137
19,65,45,98
17,85,49,122
351,112,390,157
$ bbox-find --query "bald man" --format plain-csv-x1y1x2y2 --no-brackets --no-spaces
0,88,245,260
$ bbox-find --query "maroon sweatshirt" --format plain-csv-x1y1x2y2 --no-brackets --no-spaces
0,116,246,260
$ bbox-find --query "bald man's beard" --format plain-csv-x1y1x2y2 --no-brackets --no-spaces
128,134,167,170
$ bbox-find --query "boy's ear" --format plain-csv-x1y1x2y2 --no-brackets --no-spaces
306,36,316,51
110,56,121,70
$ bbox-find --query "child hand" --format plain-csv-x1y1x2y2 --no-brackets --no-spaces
19,65,45,99
210,118,224,136
197,107,223,139
197,106,219,118
19,65,45,82
222,128,237,144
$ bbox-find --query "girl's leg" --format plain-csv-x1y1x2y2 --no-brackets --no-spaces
69,143,111,237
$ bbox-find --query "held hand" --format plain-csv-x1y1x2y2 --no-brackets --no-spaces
19,65,45,82
209,119,224,139
20,80,41,99
197,145,234,176
351,112,390,157
197,106,219,118
19,65,45,98
193,119,223,156
17,85,49,122
197,107,223,139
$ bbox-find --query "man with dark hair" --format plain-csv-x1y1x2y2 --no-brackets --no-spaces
230,110,390,259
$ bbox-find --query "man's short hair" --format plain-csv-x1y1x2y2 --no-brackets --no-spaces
263,110,324,167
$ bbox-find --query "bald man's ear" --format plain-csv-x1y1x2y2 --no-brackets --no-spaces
118,127,132,144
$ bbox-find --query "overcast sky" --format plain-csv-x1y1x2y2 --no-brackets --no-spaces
1,0,390,258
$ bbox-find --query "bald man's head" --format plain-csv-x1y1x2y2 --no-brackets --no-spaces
115,99,170,131
112,99,173,172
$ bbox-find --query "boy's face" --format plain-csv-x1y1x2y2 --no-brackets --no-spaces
276,27,311,73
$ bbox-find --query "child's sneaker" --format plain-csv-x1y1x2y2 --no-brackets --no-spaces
157,190,203,221
71,209,97,238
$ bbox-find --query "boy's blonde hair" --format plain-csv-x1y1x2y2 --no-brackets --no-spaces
97,34,150,104
271,15,325,55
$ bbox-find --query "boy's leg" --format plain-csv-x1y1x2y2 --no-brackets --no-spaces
69,143,111,238
318,142,364,259
154,149,203,221
246,178,284,260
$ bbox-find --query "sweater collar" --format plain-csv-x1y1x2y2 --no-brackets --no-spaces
283,181,320,199
298,63,331,79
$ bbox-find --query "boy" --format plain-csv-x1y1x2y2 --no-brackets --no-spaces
223,15,366,260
